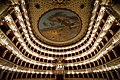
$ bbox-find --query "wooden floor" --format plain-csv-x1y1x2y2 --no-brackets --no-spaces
14,78,108,80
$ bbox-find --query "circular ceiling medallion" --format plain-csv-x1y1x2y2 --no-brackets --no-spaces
38,9,82,46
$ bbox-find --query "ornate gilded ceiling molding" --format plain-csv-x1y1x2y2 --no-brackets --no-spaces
52,0,70,5
28,0,92,47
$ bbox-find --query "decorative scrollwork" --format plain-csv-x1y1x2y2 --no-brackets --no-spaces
52,0,70,5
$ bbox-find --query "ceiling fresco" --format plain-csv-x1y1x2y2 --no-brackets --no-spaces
27,0,93,46
39,9,81,42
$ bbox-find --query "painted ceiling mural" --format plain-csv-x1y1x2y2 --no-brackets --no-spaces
39,9,81,42
28,0,93,46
